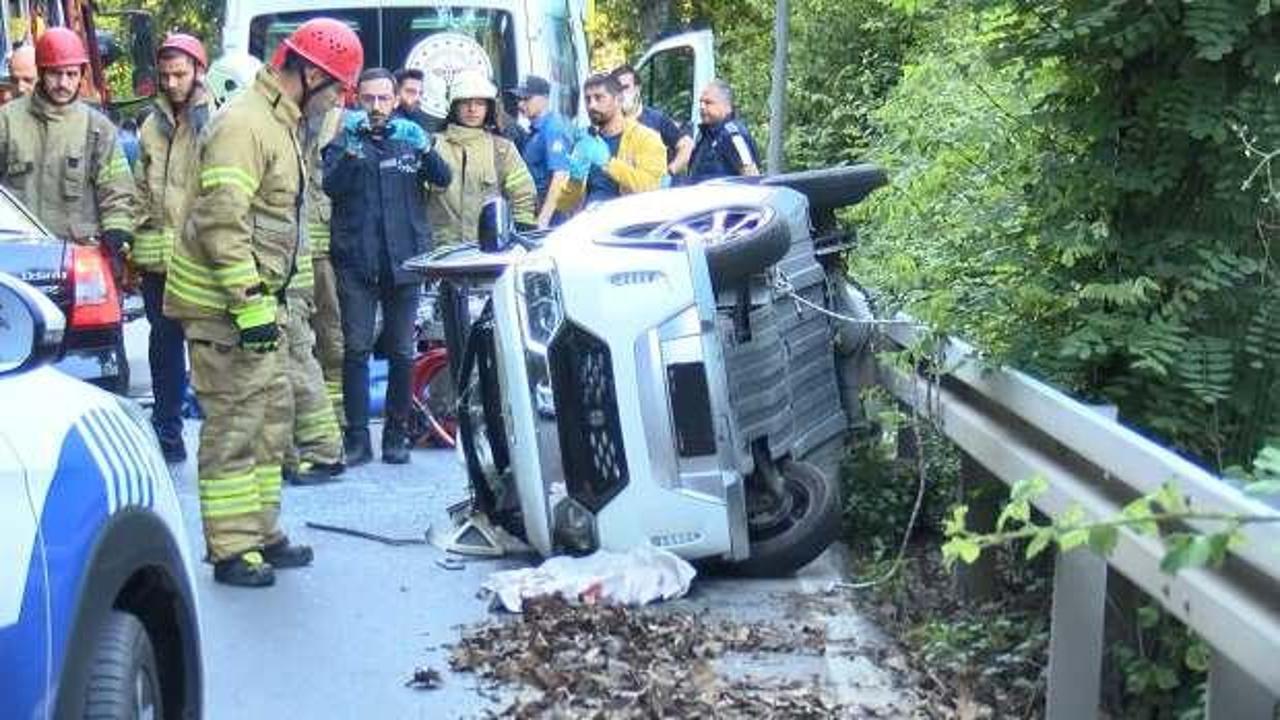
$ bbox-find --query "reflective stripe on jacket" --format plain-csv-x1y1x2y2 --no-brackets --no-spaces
0,92,137,241
164,67,304,344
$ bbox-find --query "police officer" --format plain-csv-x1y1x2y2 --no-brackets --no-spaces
164,18,363,587
686,79,761,184
132,33,212,464
508,75,573,228
0,28,136,253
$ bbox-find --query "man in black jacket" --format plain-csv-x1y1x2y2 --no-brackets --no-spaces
324,68,452,465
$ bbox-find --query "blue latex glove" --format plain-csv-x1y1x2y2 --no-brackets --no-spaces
341,110,370,156
577,133,611,168
567,150,591,181
387,118,429,151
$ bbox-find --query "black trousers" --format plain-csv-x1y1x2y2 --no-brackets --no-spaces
336,271,419,432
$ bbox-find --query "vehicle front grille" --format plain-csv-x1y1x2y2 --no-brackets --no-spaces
548,323,628,512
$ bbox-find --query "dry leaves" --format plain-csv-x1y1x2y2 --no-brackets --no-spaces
446,594,843,718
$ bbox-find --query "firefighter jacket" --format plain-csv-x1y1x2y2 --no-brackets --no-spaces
288,108,343,304
322,120,452,287
132,88,212,274
0,91,136,241
556,117,664,212
427,123,535,246
164,67,304,345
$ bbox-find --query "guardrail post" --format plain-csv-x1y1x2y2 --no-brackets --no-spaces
1207,650,1279,719
1044,547,1107,719
955,452,1001,601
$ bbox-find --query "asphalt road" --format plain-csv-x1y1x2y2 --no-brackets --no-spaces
127,318,915,718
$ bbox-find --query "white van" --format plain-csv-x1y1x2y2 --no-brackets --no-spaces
220,0,713,130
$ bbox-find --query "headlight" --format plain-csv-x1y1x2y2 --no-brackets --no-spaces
515,257,563,354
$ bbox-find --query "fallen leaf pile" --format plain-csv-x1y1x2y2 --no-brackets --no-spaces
447,594,842,718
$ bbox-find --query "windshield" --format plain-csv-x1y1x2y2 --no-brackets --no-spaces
0,190,49,239
249,7,517,94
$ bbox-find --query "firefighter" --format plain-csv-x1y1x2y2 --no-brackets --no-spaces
285,103,346,486
164,18,363,587
0,28,136,255
132,33,213,464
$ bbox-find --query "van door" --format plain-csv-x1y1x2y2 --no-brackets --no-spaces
634,29,714,135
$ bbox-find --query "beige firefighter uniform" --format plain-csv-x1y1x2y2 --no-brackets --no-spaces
132,89,212,273
427,124,535,245
0,91,136,241
305,108,345,423
284,242,343,469
164,67,305,562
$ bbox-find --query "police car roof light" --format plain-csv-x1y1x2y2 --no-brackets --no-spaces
67,244,120,328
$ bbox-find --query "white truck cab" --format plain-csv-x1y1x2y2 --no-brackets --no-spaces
219,0,713,130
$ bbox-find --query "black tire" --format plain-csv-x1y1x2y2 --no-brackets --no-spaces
704,208,791,291
734,459,842,577
760,164,889,213
82,610,164,720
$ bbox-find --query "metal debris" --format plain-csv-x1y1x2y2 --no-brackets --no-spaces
406,666,443,690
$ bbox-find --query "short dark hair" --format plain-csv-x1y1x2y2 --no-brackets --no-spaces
583,72,622,97
611,64,638,86
395,67,423,85
358,67,396,89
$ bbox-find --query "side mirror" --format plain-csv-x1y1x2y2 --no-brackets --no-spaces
0,272,65,377
476,197,514,253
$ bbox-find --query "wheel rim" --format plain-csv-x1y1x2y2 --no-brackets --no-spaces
135,666,158,720
747,471,813,543
645,206,774,247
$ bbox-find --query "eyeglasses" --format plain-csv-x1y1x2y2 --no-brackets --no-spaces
359,93,395,104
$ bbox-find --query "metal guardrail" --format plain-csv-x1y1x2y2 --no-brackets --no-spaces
874,319,1280,719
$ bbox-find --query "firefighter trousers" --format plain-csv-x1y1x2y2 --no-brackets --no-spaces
190,334,291,562
313,256,345,427
285,297,343,467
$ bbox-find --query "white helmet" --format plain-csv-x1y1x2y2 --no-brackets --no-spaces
448,70,497,103
421,71,449,120
206,53,263,107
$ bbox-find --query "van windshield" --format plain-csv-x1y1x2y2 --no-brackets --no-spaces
249,6,517,92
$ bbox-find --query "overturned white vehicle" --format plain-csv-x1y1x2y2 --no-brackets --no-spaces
412,165,887,576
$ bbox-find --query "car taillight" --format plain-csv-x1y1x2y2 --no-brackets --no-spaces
66,244,121,329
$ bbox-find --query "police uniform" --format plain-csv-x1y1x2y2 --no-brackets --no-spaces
163,67,303,564
687,117,760,184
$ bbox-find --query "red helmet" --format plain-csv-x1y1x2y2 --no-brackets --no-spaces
158,33,207,69
274,18,363,90
35,27,89,70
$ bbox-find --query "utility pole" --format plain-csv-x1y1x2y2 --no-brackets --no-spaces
767,0,789,175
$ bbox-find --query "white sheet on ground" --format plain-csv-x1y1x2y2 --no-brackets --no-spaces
482,545,697,612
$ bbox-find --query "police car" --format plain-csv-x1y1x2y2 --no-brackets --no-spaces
0,271,202,718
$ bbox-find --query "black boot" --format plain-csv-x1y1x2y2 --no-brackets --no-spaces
344,427,373,466
262,539,314,569
286,461,345,486
213,550,275,587
382,423,411,465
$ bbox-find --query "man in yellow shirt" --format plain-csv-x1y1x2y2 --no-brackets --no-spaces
556,72,665,215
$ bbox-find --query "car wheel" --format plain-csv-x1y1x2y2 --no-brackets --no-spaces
82,610,163,720
650,206,791,291
734,459,842,577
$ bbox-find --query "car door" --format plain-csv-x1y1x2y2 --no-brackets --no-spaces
0,430,52,718
634,29,715,135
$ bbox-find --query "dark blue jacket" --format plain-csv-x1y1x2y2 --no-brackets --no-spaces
687,117,760,184
323,130,452,286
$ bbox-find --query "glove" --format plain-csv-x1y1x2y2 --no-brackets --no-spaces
577,134,611,169
341,110,371,157
387,118,430,152
232,297,279,353
101,229,132,256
